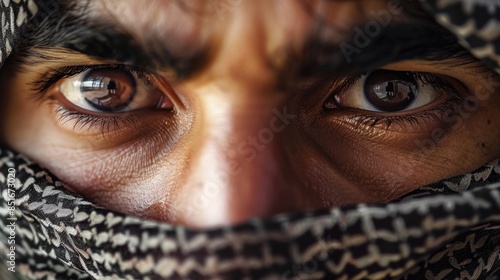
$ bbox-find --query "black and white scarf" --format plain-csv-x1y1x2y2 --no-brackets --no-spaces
1,0,500,279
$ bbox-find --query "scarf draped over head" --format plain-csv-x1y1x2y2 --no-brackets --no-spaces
1,0,500,279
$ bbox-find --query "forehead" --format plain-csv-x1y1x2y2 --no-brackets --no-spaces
85,0,400,55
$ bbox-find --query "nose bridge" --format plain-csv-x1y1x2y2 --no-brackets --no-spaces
173,3,307,227
177,82,301,227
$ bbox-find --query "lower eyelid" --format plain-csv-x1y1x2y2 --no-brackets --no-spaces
54,105,141,136
321,97,460,134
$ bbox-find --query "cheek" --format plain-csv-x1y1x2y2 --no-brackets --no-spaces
291,133,424,204
295,107,498,204
2,80,56,151
476,96,500,159
8,126,190,217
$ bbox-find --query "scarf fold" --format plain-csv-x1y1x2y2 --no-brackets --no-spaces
1,0,500,279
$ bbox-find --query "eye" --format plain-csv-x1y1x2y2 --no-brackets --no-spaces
58,67,173,114
324,70,457,113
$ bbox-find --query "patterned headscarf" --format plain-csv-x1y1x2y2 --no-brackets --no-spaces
1,0,500,279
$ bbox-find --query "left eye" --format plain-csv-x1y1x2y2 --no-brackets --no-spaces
325,70,453,113
59,67,172,113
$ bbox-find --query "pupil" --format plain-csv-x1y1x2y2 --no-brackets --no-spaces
386,81,395,99
364,70,418,112
107,79,117,91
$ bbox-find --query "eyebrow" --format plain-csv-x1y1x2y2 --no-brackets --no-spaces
298,20,474,77
20,4,207,79
21,4,475,80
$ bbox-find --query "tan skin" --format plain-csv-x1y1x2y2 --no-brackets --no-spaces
1,0,500,228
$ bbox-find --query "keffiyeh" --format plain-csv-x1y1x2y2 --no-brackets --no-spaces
1,0,500,279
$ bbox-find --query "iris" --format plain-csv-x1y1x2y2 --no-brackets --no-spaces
81,69,137,112
364,70,417,112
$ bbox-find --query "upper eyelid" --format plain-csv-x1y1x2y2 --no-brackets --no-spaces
325,70,466,108
31,64,156,95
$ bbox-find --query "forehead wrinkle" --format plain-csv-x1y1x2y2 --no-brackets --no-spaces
87,0,209,60
84,0,379,61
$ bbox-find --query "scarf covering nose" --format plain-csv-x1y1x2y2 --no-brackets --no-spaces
1,0,500,279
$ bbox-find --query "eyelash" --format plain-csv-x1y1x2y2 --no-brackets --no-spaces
32,64,155,95
55,106,139,134
324,71,465,130
337,71,462,97
341,102,457,131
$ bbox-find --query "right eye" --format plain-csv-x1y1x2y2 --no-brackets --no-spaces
59,67,173,113
324,70,459,113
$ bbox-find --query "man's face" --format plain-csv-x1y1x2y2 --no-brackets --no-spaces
1,0,500,228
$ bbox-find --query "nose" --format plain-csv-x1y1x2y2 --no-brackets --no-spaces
174,86,311,228
167,2,319,227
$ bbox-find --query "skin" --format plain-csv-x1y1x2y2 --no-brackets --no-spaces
1,0,500,228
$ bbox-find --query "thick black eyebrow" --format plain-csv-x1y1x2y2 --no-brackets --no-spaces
297,19,474,77
60,25,207,78
17,5,207,79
